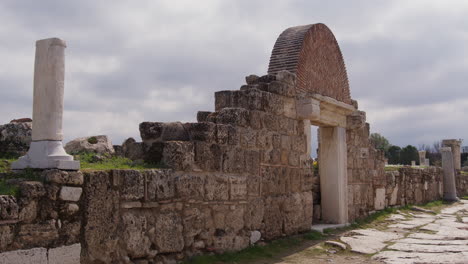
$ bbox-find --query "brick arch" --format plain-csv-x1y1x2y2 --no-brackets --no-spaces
268,23,351,104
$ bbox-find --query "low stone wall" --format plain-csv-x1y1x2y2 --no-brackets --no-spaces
382,167,443,208
81,169,312,263
0,170,82,263
456,171,468,197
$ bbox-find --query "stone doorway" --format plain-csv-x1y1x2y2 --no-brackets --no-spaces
268,24,355,224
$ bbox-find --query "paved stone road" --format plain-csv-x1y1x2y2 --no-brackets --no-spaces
341,200,468,264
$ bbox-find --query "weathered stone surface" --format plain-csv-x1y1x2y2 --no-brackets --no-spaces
146,169,175,201
0,121,32,156
48,243,81,264
341,229,402,254
151,212,184,253
115,170,144,201
43,169,83,185
0,225,14,250
82,171,120,263
0,247,47,264
19,181,46,199
19,200,37,223
175,174,204,199
0,195,19,220
121,212,152,258
121,137,145,160
17,221,59,247
65,135,115,154
205,175,229,201
250,231,261,244
59,186,82,202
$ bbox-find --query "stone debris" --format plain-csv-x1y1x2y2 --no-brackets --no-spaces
324,241,347,250
65,135,115,155
340,229,402,254
373,251,468,264
411,206,436,214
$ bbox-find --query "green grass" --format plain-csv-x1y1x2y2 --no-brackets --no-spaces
74,152,165,171
384,166,402,171
184,231,324,264
0,158,15,173
0,168,43,196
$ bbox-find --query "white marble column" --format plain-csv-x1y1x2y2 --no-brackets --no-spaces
418,150,426,166
12,38,79,170
319,126,348,224
442,139,462,170
441,147,458,201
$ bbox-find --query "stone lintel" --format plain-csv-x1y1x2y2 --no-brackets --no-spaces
297,94,356,127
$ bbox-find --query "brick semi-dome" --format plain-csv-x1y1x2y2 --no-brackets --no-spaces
268,23,351,104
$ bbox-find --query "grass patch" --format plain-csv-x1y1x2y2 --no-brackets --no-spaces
184,231,324,264
384,166,402,171
75,152,164,171
0,159,15,173
0,168,43,196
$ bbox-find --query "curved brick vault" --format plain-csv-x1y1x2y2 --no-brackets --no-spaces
268,23,351,104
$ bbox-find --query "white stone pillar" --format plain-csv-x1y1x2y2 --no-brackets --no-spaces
418,151,426,166
442,139,462,170
441,147,458,201
319,126,348,224
12,38,79,170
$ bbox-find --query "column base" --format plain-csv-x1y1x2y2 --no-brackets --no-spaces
11,141,80,170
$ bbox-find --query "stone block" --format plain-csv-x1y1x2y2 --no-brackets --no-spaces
139,122,190,144
249,110,264,130
121,212,152,258
145,169,175,201
184,122,217,142
0,195,19,220
59,186,82,202
0,247,47,264
247,174,261,197
17,221,59,247
245,150,260,175
239,128,257,148
19,181,46,199
262,196,283,240
19,200,37,223
182,207,206,247
261,166,284,195
121,137,145,161
267,80,294,97
113,170,143,201
225,206,245,233
262,113,280,131
283,193,306,235
0,225,14,251
215,108,251,127
230,175,247,200
162,141,194,171
245,74,260,84
151,212,184,253
194,142,222,171
174,174,204,199
43,169,83,185
139,122,164,143
245,198,264,230
256,131,272,149
205,175,229,201
216,124,239,145
197,111,212,122
81,171,120,264
48,243,81,264
374,188,386,210
222,147,245,173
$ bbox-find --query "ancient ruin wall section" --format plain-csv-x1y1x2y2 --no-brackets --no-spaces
268,23,351,104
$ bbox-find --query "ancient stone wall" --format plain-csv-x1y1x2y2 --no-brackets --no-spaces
456,172,468,197
81,72,314,263
0,170,82,263
384,167,443,207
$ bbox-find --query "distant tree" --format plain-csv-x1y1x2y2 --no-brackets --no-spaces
370,133,390,154
387,145,402,164
432,141,441,153
400,145,419,165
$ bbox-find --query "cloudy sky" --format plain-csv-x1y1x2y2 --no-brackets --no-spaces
1,0,467,149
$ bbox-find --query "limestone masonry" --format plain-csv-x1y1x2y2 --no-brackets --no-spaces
1,23,467,263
